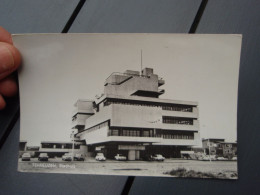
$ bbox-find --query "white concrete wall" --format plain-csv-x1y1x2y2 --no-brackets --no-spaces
108,136,161,143
111,104,162,129
84,105,112,129
39,148,80,152
153,138,197,146
80,126,109,145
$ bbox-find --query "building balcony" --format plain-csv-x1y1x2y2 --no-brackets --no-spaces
72,117,86,128
158,78,165,86
72,113,94,128
72,107,94,117
158,89,165,95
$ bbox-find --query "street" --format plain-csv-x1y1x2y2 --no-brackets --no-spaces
18,158,237,179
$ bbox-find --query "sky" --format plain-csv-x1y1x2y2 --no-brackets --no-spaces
14,34,242,146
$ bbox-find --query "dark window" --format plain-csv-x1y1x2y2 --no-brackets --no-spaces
160,130,194,140
162,116,193,125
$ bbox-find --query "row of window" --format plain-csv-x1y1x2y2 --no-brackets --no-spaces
108,128,194,140
108,129,154,137
41,144,80,149
162,116,194,125
103,99,193,112
162,105,192,112
162,134,194,140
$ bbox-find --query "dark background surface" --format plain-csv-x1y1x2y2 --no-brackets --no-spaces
0,0,260,194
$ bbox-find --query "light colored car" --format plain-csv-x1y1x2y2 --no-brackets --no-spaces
217,156,228,161
22,153,31,161
62,153,73,161
151,154,165,161
38,153,49,161
232,156,237,161
202,155,211,161
114,154,127,161
95,153,106,161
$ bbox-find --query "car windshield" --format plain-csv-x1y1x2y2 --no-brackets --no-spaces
97,153,103,156
40,153,48,157
23,153,30,157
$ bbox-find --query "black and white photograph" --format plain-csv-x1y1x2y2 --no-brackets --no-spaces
15,33,241,179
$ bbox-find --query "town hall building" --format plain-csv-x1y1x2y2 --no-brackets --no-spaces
72,68,200,160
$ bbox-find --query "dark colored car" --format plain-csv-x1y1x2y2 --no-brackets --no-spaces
74,154,85,161
143,154,153,161
38,153,49,161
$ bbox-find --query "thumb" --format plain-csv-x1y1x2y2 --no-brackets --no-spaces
0,42,21,80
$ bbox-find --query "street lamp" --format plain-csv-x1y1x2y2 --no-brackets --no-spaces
71,130,75,162
207,138,212,162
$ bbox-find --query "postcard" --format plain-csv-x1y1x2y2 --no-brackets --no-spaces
15,34,241,179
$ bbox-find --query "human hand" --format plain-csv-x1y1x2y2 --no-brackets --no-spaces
0,27,21,110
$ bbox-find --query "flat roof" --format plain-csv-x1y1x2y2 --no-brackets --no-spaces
96,94,198,106
41,141,73,144
74,99,94,106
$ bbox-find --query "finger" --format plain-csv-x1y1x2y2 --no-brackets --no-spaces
0,94,6,110
0,26,13,44
0,42,21,80
0,75,18,97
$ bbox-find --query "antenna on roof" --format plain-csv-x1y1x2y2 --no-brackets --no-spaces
141,49,143,76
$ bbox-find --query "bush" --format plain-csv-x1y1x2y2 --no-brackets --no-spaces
165,167,229,179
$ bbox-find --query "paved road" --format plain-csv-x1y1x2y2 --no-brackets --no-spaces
18,158,237,179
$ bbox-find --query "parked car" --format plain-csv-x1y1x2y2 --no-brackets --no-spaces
74,153,85,161
95,153,106,161
62,153,73,161
22,153,31,161
114,154,127,161
143,154,153,161
232,156,237,161
151,154,165,161
216,156,228,161
38,153,49,161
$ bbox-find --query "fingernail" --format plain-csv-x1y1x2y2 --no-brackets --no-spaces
0,44,14,73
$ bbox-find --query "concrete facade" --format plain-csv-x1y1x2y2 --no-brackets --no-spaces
72,68,200,160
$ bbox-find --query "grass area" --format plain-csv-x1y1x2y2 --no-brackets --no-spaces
164,167,238,179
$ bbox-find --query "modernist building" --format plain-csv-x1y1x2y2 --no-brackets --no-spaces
72,68,200,160
202,138,225,155
202,138,237,158
38,141,81,158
